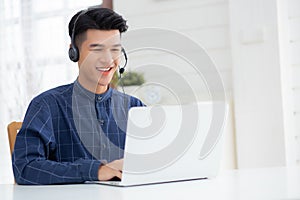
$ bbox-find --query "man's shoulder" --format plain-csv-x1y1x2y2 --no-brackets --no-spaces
111,89,145,106
111,88,135,100
32,83,74,105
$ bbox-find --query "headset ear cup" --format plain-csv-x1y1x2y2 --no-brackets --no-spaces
69,46,79,62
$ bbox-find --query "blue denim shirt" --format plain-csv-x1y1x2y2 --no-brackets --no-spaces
12,80,144,185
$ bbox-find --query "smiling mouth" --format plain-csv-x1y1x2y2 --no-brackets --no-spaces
96,67,113,72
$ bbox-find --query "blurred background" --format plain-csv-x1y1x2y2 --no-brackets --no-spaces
0,0,299,183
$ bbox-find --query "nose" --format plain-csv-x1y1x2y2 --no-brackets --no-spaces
99,50,113,65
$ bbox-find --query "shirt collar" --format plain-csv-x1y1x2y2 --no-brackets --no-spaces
74,79,113,102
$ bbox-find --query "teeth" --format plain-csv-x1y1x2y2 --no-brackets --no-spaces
96,67,110,72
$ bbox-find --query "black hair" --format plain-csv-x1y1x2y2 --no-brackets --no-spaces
68,7,128,48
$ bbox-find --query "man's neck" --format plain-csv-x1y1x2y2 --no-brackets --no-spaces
77,77,108,94
95,84,108,94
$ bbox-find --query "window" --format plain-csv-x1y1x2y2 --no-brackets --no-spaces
0,0,103,184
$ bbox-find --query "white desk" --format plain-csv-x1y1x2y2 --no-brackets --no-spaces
1,167,300,200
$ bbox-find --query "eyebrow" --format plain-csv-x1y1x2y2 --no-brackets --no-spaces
89,44,122,48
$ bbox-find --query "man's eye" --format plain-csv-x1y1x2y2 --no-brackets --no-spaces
111,48,121,52
91,49,103,52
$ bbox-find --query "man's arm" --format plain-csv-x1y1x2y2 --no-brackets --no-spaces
12,98,102,185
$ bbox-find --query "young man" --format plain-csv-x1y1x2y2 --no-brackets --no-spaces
12,7,144,185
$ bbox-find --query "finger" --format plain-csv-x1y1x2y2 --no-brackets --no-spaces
119,159,124,166
106,163,119,171
106,160,123,171
115,171,122,180
98,165,121,181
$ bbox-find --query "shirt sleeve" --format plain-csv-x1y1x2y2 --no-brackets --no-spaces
12,98,101,185
130,96,146,107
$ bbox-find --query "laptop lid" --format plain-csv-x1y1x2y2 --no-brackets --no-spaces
110,102,228,186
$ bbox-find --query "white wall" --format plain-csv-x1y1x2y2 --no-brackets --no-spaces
229,0,296,168
115,0,300,169
288,0,300,165
114,0,237,169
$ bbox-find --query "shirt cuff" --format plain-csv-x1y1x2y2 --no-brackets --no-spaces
78,159,102,181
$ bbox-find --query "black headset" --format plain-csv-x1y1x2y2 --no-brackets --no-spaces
68,7,127,74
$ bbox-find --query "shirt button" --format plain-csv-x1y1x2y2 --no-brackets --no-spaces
99,119,104,125
102,144,106,149
97,96,102,101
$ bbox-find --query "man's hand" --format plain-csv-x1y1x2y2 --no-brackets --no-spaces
106,159,123,172
97,159,123,181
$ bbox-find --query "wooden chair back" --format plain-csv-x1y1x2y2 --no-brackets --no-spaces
7,122,22,155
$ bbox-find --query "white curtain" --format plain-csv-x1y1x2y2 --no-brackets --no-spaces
0,0,102,184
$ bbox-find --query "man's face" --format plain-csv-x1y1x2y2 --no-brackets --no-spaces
77,29,121,92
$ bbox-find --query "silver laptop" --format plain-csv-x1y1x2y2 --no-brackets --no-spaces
92,102,228,187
